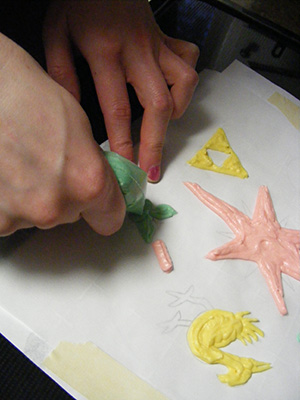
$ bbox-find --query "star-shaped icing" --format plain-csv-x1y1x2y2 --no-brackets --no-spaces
184,182,300,315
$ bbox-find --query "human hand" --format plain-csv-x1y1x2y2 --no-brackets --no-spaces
0,33,125,236
43,0,199,182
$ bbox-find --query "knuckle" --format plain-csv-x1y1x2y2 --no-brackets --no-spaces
182,67,199,88
69,160,106,204
144,138,164,156
91,42,122,69
151,92,173,115
0,215,16,236
99,39,122,59
109,102,131,121
188,42,200,60
172,69,199,120
31,197,62,229
48,64,70,83
151,141,164,155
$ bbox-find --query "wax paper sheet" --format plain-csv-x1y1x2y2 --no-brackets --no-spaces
0,61,299,400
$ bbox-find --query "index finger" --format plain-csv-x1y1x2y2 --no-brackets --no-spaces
88,57,134,163
128,63,174,182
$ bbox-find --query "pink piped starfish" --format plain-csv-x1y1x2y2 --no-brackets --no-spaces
184,182,300,315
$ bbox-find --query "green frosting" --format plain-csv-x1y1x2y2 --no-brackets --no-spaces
129,199,177,243
104,151,147,215
104,151,177,242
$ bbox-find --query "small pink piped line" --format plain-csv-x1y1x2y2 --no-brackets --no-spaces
152,240,173,273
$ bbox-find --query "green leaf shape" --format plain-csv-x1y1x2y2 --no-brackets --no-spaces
128,199,153,223
129,199,177,243
133,217,156,244
149,204,177,220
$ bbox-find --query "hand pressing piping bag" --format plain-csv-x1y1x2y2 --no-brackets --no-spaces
104,151,177,243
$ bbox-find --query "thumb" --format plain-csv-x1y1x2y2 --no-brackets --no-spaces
80,152,126,236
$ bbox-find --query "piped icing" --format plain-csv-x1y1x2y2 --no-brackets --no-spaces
187,128,248,179
187,309,271,386
184,182,300,315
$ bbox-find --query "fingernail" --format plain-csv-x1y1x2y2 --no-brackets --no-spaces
147,165,160,183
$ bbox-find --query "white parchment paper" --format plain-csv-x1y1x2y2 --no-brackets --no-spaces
1,62,299,400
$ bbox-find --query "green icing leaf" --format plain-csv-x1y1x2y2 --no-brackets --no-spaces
128,199,153,223
129,199,177,243
134,217,156,244
149,204,177,220
143,199,153,213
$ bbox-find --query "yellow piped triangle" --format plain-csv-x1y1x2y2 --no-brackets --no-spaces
188,128,248,179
